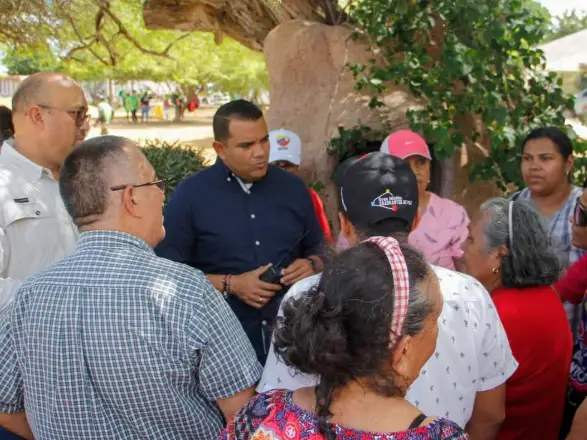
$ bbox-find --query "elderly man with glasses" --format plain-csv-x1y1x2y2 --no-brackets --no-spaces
0,135,262,439
0,73,90,314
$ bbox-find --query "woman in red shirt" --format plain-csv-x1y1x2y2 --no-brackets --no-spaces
461,198,572,440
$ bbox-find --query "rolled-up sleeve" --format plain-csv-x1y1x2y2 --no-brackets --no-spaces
193,283,262,401
0,305,24,413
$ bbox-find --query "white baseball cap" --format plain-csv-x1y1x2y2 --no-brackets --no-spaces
269,129,302,166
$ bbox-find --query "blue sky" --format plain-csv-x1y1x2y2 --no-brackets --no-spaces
537,0,587,16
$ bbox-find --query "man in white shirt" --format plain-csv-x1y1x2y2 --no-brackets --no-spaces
258,152,518,438
0,73,89,311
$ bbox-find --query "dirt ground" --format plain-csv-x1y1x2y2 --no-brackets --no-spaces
87,106,218,164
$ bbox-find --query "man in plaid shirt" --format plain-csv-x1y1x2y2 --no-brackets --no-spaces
0,136,262,439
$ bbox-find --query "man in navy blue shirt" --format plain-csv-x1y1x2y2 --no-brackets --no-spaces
156,100,324,364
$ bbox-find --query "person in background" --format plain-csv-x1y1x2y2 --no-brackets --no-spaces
116,89,128,120
0,73,87,314
171,88,183,121
380,129,469,270
125,90,139,124
0,136,262,439
156,100,324,365
259,152,517,439
461,198,571,440
95,95,113,135
511,127,585,334
140,90,151,123
163,94,170,120
223,237,470,440
0,106,14,144
268,129,333,243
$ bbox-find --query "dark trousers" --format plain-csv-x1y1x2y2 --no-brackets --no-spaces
131,110,138,123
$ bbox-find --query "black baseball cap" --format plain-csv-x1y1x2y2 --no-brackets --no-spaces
335,151,419,229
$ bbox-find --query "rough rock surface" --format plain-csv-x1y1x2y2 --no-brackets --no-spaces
265,21,500,224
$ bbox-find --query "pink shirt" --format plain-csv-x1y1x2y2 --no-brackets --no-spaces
409,193,469,270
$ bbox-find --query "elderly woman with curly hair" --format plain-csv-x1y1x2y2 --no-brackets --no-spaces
461,198,572,440
221,237,468,439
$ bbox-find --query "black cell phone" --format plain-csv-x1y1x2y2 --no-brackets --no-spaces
259,230,309,285
259,266,283,285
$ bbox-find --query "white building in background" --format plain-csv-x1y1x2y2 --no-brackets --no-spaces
538,29,587,73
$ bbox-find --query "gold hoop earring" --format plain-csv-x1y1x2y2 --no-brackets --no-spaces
492,267,500,274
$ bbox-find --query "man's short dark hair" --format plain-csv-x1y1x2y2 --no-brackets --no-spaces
60,136,130,228
213,99,263,142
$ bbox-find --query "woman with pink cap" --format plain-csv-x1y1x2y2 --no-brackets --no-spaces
379,130,469,270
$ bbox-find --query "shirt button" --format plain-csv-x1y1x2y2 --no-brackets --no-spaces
251,214,256,219
226,177,231,182
36,211,41,216
262,320,267,326
255,241,260,246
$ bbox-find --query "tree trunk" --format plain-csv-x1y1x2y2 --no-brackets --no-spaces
143,0,330,51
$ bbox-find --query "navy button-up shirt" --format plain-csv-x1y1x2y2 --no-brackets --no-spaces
156,158,323,363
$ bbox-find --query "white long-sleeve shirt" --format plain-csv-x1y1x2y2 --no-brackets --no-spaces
0,142,79,311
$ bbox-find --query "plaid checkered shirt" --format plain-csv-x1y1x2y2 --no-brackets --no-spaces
0,230,262,439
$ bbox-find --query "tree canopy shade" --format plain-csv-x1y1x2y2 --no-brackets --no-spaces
0,0,269,97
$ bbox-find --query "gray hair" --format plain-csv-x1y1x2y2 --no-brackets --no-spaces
480,198,560,287
59,136,134,228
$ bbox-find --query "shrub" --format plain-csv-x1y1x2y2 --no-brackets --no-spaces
139,139,208,203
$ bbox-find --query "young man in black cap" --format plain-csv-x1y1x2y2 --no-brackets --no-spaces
258,151,518,438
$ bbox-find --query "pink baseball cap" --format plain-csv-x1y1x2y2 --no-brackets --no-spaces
380,130,431,160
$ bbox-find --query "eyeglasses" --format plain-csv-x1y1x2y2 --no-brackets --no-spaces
110,179,166,192
37,104,90,127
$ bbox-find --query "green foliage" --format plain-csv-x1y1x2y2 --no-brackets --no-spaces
1,50,60,75
327,125,387,164
343,0,581,191
139,139,208,203
308,180,326,194
543,9,587,43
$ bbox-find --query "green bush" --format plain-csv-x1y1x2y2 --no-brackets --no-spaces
139,139,208,204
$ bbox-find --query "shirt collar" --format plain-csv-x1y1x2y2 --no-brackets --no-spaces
1,141,53,182
77,230,154,254
214,157,270,185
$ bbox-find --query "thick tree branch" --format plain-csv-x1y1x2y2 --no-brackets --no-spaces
62,12,110,66
96,0,188,59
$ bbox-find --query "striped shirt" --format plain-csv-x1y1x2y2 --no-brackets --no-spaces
0,230,262,439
